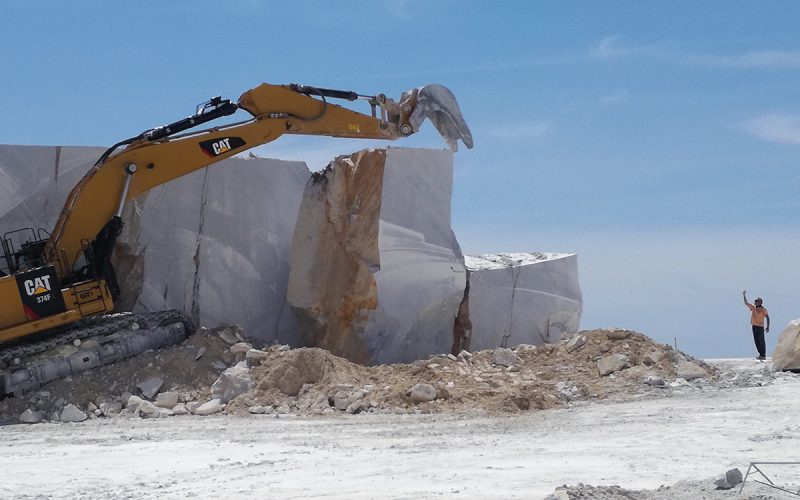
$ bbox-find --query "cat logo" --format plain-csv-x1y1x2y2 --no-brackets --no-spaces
24,276,52,296
15,266,67,319
199,136,247,158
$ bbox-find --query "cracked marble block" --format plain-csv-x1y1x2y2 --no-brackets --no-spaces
463,253,582,351
287,148,466,365
116,155,309,345
0,144,105,248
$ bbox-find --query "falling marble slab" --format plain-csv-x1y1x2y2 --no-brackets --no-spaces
287,147,466,365
463,253,582,352
116,155,309,345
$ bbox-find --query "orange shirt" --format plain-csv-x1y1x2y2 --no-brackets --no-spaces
748,304,769,326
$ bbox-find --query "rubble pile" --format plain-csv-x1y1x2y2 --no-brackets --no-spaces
2,325,723,424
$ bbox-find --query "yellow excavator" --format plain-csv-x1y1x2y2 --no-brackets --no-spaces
0,81,472,395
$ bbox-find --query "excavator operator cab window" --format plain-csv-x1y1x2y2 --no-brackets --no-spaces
2,228,49,275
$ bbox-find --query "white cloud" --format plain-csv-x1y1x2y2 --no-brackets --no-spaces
601,90,628,104
688,50,800,69
741,114,800,145
590,36,670,60
485,122,549,140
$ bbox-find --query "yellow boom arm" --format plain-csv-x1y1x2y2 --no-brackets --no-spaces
43,82,462,279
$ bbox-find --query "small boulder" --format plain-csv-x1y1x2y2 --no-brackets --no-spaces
19,409,43,424
607,329,631,340
597,353,629,376
229,342,253,361
155,391,179,409
172,403,190,416
643,375,666,387
493,348,519,367
125,395,144,410
211,365,254,403
248,405,267,414
137,401,160,418
194,399,223,416
245,349,268,367
60,404,87,423
676,360,707,380
409,383,437,403
715,468,743,490
218,325,246,344
136,377,164,400
345,400,364,414
565,335,586,353
99,401,123,416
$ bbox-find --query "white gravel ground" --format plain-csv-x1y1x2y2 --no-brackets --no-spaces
0,359,798,499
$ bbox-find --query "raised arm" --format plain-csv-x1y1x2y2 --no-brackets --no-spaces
742,290,750,307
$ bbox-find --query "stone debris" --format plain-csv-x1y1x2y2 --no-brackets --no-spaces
409,383,437,403
155,392,179,409
492,348,519,367
194,399,223,416
606,329,631,341
136,377,164,400
597,353,629,376
19,409,43,424
245,349,268,367
59,404,87,423
211,365,254,403
0,326,734,423
676,360,708,381
566,335,586,353
99,401,122,416
714,468,743,490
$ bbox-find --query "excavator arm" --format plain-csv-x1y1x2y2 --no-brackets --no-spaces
44,82,472,288
0,80,471,394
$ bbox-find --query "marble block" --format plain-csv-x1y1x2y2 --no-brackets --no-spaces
287,147,466,364
463,253,582,351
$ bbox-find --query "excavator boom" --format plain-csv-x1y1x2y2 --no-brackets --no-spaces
0,81,471,395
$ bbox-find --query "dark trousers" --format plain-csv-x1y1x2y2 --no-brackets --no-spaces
752,325,766,358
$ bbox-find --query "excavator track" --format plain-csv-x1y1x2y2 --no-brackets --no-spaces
0,310,193,397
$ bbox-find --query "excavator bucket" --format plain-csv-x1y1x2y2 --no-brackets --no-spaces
401,84,473,152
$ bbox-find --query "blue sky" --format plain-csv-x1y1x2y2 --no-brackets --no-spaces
2,1,799,357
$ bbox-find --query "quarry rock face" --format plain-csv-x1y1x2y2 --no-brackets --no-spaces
772,320,800,371
115,155,310,345
462,253,582,352
287,148,466,364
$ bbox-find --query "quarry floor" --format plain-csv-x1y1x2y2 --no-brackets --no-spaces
1,359,798,499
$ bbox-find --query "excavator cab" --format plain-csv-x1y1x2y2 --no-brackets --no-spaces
1,228,50,276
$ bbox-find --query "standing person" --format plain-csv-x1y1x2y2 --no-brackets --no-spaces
743,290,770,361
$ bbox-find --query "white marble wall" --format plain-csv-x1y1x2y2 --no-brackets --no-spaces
464,253,582,351
117,155,309,345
